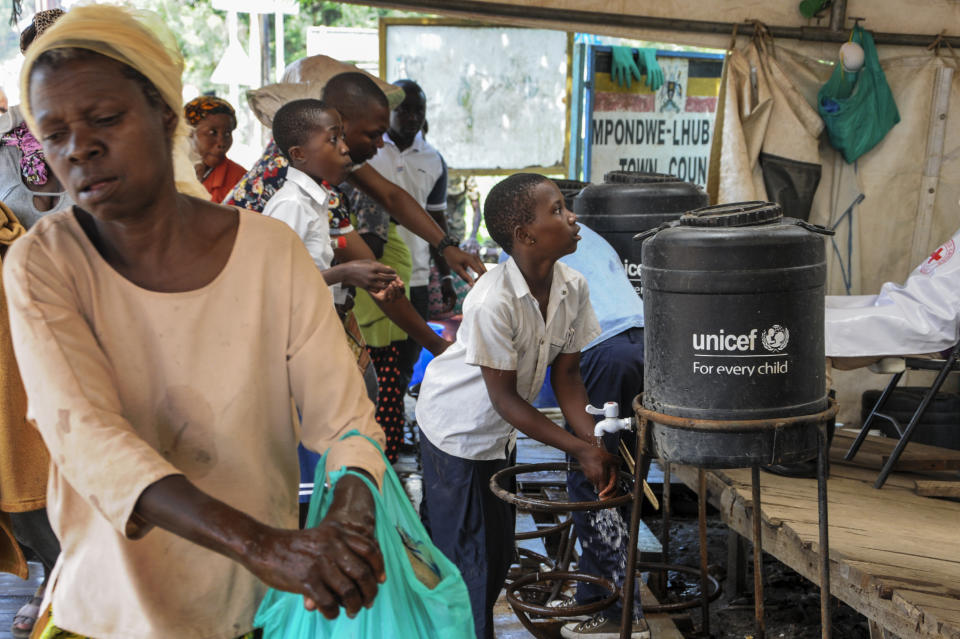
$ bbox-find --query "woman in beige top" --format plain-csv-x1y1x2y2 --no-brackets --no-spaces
5,6,386,638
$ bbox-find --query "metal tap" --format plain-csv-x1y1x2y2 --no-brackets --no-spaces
585,401,634,438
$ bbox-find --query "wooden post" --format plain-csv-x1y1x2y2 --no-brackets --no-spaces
726,529,747,598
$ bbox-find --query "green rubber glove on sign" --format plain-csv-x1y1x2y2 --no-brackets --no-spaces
611,46,664,90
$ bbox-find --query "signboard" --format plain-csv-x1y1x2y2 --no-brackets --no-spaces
382,19,571,172
586,49,722,186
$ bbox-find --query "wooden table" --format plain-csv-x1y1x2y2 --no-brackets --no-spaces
672,433,960,639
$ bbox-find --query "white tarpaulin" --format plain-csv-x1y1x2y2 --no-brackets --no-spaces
707,41,826,214
810,54,960,297
361,0,960,55
708,39,960,421
709,41,960,298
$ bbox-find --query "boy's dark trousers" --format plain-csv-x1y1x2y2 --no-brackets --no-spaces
419,432,516,639
565,327,645,621
398,285,431,384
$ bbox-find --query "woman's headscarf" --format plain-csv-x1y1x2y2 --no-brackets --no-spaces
246,55,405,129
184,95,236,128
18,5,208,200
19,9,65,54
226,55,403,211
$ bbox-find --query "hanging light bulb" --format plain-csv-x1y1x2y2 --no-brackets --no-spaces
839,41,865,73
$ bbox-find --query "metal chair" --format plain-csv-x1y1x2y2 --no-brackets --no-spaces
843,344,960,488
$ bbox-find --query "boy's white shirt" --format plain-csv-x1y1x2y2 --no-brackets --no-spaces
366,131,445,287
262,166,351,304
262,167,335,270
416,258,601,460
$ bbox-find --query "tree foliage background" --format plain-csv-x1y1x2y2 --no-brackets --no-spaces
125,0,421,95
2,1,422,100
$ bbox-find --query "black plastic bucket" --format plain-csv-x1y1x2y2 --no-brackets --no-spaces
572,173,707,297
640,202,833,465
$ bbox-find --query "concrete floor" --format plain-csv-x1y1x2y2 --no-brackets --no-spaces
0,563,533,638
494,591,537,638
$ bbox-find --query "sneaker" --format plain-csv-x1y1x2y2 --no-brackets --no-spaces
544,597,590,622
560,613,650,639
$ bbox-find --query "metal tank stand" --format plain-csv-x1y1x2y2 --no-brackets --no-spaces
818,421,833,639
625,398,838,639
750,463,765,638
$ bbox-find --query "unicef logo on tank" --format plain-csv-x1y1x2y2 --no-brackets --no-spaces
761,325,789,353
690,325,790,353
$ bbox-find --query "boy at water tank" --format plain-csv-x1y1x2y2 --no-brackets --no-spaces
415,174,622,639
497,218,648,637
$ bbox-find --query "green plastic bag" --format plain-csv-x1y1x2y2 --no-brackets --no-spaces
818,26,900,163
255,432,475,639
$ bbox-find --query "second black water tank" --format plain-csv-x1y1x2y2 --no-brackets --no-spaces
572,172,707,297
553,179,591,207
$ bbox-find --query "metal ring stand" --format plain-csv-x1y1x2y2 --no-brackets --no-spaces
633,561,721,613
490,463,635,512
490,461,721,638
630,395,839,639
490,463,632,638
513,517,576,601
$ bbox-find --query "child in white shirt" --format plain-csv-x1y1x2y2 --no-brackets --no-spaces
416,173,621,639
263,99,452,487
263,98,398,303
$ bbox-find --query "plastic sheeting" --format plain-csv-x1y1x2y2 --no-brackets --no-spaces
710,42,960,298
362,0,960,54
706,42,826,217
810,54,960,297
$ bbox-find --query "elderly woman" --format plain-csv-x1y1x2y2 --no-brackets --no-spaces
7,6,386,638
184,95,247,203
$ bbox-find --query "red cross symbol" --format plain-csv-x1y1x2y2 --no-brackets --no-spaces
928,248,944,263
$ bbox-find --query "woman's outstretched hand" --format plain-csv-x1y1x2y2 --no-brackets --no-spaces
246,473,383,618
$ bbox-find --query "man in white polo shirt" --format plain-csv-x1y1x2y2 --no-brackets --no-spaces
367,79,452,368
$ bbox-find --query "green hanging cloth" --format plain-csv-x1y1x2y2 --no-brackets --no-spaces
817,26,900,163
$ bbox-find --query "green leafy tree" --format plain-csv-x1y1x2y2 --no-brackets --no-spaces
143,0,227,94
154,0,422,92
1,0,425,100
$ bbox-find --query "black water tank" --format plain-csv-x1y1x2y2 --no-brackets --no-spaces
573,173,708,296
642,202,830,422
603,171,677,184
553,179,591,206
